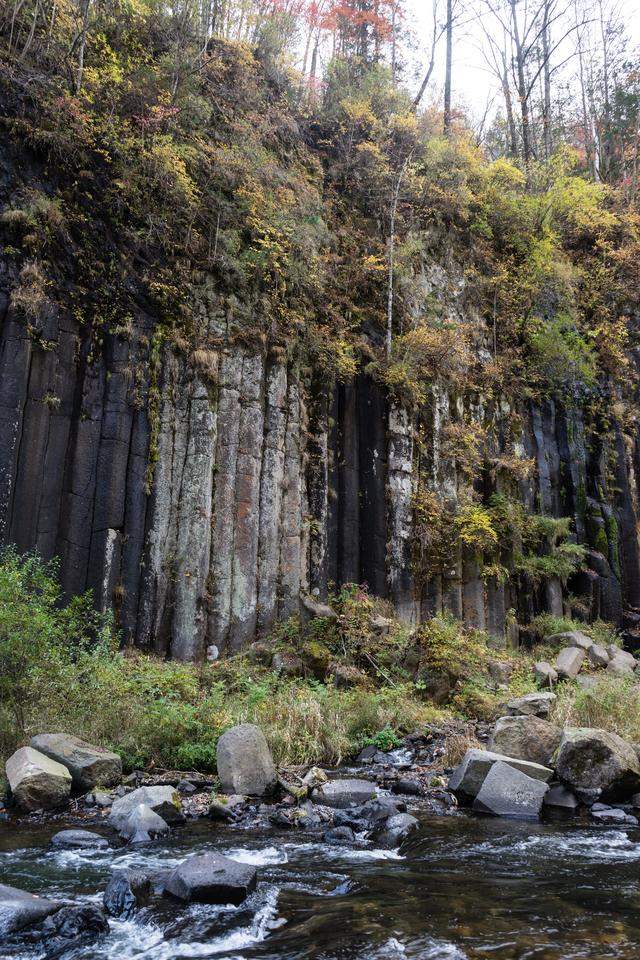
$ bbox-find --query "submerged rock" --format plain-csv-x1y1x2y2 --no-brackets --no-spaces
506,692,557,719
448,749,553,802
555,728,640,802
489,715,562,767
109,785,184,828
323,826,356,844
216,724,277,797
30,734,122,791
473,761,549,819
311,778,377,809
6,747,72,812
590,803,638,825
103,869,152,919
373,813,419,848
0,883,63,936
38,904,108,956
163,853,257,904
50,829,109,850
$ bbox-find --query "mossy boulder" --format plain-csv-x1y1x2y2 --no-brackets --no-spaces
555,728,640,801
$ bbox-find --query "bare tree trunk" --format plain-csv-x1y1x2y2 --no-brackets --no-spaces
74,0,91,94
510,0,532,164
542,2,552,160
413,0,442,108
501,45,518,157
443,0,453,133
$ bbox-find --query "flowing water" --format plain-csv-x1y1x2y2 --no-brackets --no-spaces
3,813,640,960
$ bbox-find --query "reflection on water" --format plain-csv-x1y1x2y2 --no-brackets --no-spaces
2,813,640,959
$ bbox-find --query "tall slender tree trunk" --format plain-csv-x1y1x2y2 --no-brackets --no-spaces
510,0,532,165
443,0,453,134
74,0,91,95
542,4,552,161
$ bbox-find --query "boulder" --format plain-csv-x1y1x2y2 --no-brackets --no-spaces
588,644,610,668
38,904,108,954
590,803,638,825
548,631,592,650
6,747,72,811
555,728,640,801
370,615,393,635
556,647,585,679
543,783,579,814
311,778,377,809
163,853,257,904
607,645,633,664
216,724,277,797
323,826,356,844
506,692,557,719
358,798,404,825
0,884,63,936
607,654,636,677
117,804,170,843
300,594,338,624
30,734,121,791
50,830,109,850
473,761,549,819
489,715,562,767
448,749,553,802
209,794,246,821
488,660,514,685
109,785,184,829
271,652,304,677
103,870,152,919
373,813,419,848
534,661,558,687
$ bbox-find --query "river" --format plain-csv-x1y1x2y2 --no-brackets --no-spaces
3,810,640,959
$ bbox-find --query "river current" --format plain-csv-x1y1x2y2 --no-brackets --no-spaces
3,811,640,960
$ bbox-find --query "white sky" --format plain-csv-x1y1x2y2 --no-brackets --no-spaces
403,0,640,116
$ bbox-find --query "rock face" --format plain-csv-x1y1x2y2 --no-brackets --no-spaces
216,724,277,797
30,734,122,790
555,728,640,801
0,884,63,936
506,692,557,718
448,749,553,802
163,853,257,904
473,761,549,819
489,716,562,767
109,785,183,828
5,747,72,811
311,778,377,809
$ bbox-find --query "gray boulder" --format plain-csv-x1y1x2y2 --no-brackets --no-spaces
489,715,562,767
506,692,556,718
555,728,640,801
323,826,356,844
0,883,63,936
548,631,593,650
30,734,121,791
607,645,634,665
311,778,377,808
300,594,338,624
38,903,108,952
590,803,638,825
163,853,257,904
588,644,610,668
534,661,558,687
607,653,636,677
473,761,549,819
448,748,553,802
103,870,152,919
556,647,585,679
117,804,170,843
373,813,419,848
543,783,579,814
50,829,109,850
216,724,277,797
109,785,184,829
6,747,72,811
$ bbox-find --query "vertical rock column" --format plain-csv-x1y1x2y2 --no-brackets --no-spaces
256,362,288,632
278,369,303,619
228,353,265,650
387,403,416,622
